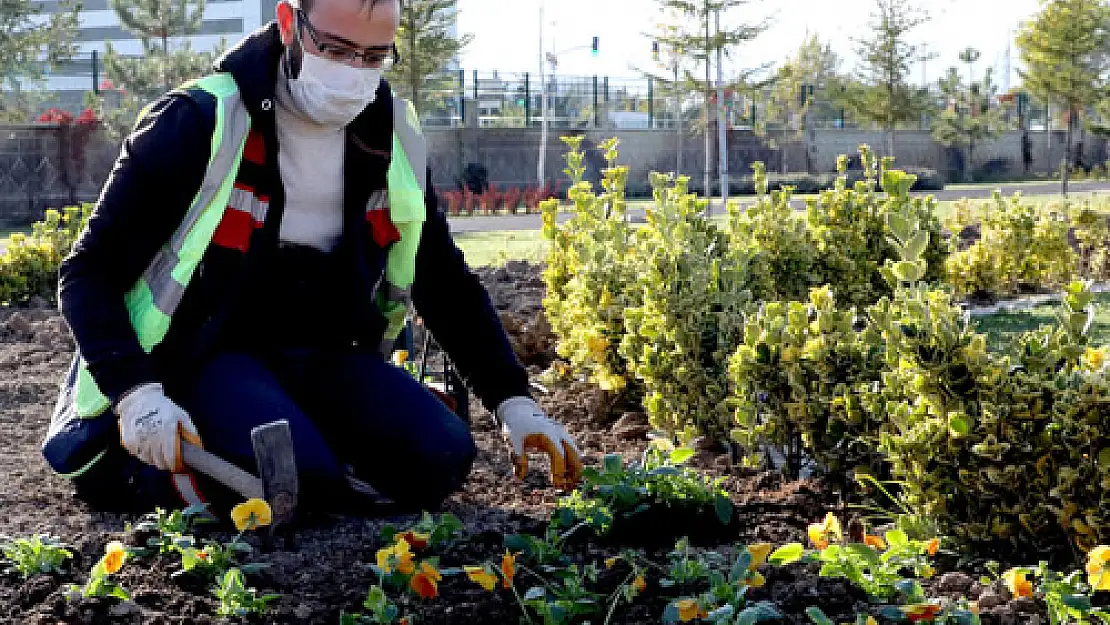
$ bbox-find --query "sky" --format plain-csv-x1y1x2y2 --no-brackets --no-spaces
456,0,1045,88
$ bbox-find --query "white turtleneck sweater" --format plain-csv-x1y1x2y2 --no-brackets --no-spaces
274,69,346,252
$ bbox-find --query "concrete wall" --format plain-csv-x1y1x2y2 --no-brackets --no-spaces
427,127,1108,195
2,123,1106,226
0,125,117,227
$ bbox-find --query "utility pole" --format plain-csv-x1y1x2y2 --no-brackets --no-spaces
676,58,683,176
715,9,728,212
1003,30,1012,93
918,42,930,87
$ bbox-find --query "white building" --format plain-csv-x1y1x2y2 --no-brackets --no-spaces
37,0,266,106
41,0,462,106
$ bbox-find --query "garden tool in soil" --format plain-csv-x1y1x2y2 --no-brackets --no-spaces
179,421,299,530
116,383,299,528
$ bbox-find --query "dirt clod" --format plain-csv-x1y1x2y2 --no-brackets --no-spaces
937,571,975,593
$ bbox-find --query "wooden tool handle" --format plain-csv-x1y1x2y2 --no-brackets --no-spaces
181,441,265,500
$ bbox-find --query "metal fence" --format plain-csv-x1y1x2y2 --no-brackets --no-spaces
32,55,1054,133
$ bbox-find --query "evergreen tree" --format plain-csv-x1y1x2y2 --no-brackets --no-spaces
0,0,78,121
654,0,769,196
644,17,696,176
765,35,843,172
90,0,225,137
848,0,931,158
1017,0,1110,195
393,0,472,118
931,48,1006,182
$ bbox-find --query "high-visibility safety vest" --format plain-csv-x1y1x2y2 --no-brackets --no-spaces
71,72,427,421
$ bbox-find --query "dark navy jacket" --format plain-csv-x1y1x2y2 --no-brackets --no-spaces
58,22,529,413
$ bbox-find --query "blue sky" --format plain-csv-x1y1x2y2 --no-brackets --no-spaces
456,0,1044,86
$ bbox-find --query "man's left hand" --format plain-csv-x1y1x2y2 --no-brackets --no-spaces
496,397,584,489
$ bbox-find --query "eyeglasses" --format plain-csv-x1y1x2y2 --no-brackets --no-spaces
296,8,400,69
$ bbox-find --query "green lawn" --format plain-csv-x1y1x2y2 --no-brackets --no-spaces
455,229,549,267
453,190,1109,268
973,292,1110,353
0,226,30,239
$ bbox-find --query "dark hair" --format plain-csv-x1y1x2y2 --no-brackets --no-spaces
298,0,399,15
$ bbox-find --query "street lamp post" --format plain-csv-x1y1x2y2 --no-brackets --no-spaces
715,9,728,214
538,0,548,185
537,1,596,186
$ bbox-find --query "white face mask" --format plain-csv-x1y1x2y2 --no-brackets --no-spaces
286,43,383,126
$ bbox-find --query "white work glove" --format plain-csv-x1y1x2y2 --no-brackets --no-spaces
496,396,584,489
114,382,202,473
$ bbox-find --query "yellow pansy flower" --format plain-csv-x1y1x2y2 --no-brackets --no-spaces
230,498,273,532
464,565,498,591
747,543,772,570
1087,545,1110,591
674,599,700,622
807,512,842,551
410,561,442,599
1002,569,1033,599
102,541,127,575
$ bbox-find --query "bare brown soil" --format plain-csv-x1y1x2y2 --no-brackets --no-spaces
0,263,1042,624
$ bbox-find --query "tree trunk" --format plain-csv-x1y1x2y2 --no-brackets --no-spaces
966,138,975,183
162,33,169,92
1062,106,1074,197
703,4,712,204
675,64,683,176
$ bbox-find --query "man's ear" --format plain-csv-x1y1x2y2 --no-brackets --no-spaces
276,1,295,46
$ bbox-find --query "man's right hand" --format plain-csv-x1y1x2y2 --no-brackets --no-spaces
115,382,202,473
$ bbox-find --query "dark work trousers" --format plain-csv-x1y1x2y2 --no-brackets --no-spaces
80,348,477,519
73,243,477,519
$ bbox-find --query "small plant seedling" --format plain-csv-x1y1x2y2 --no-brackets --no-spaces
213,567,280,617
380,512,464,550
0,534,73,577
128,504,212,557
553,443,732,540
340,585,406,624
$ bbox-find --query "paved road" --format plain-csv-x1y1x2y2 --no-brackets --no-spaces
3,181,1107,249
448,180,1110,234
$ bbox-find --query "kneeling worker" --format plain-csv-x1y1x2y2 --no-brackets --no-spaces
42,0,582,515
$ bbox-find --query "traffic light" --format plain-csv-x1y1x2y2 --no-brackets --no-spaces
652,41,660,62
591,36,599,57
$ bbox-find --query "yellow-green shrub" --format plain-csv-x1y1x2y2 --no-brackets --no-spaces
724,168,945,478
619,173,752,436
945,193,1077,299
0,204,89,305
726,163,816,303
1070,202,1110,281
541,137,641,393
804,149,948,309
727,286,885,476
869,198,1109,553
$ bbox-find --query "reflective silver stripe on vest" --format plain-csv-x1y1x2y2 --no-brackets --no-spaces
227,187,270,223
367,189,388,211
142,91,251,315
393,98,427,193
386,283,409,301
